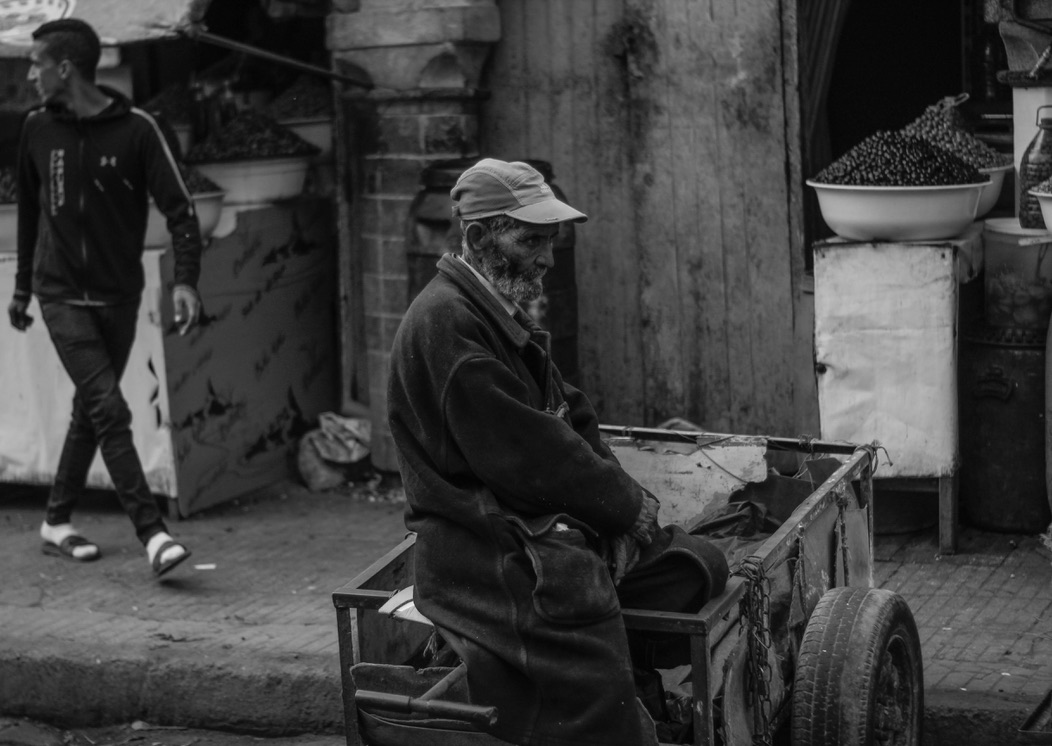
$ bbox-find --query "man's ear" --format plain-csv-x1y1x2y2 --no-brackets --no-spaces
464,222,485,252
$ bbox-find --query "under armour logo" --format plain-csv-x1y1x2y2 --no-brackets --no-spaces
100,156,116,167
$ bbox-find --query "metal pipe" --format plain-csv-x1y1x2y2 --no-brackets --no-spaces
181,26,373,90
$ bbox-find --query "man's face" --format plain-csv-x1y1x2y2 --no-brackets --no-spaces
28,41,66,104
476,221,559,303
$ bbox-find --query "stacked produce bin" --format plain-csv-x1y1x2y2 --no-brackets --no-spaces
809,95,1013,552
150,82,339,516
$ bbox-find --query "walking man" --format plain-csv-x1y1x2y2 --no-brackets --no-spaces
7,19,203,577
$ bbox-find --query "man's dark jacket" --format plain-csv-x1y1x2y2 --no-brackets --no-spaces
15,86,201,303
388,254,710,746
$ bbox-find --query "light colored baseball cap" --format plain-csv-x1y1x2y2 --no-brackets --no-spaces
451,158,588,224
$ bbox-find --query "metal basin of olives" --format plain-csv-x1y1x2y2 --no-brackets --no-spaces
806,180,987,242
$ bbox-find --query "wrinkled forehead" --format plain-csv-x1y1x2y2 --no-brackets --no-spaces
511,221,560,237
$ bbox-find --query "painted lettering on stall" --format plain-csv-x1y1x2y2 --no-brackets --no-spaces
261,231,318,266
253,332,287,381
292,274,327,319
170,347,214,396
232,236,264,279
241,388,310,462
240,265,287,318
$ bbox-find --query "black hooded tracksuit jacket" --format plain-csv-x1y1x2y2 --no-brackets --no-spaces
14,86,201,304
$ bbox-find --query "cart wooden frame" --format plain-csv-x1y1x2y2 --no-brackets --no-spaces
332,425,896,746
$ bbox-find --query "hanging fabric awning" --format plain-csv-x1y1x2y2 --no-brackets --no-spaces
0,0,211,55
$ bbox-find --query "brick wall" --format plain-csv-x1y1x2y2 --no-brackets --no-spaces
328,1,498,470
354,93,483,469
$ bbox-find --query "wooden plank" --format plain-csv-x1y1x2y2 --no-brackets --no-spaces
780,0,819,435
480,1,644,423
547,0,575,178
630,0,800,432
479,0,807,433
689,631,714,746
480,0,526,154
733,4,797,434
678,0,731,429
567,0,600,394
712,4,765,433
635,1,688,425
569,0,643,423
523,0,552,157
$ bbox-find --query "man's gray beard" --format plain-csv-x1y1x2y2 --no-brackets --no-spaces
476,248,544,303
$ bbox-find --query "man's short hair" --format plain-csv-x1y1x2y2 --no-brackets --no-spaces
32,19,101,80
459,213,518,253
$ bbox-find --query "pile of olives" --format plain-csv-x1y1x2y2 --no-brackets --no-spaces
1032,173,1052,194
265,75,333,120
811,130,986,187
181,166,222,195
185,109,320,164
902,96,1011,170
144,83,192,126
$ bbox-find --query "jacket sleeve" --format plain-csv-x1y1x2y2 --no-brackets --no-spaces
139,111,202,291
14,112,40,299
443,354,643,536
560,376,620,463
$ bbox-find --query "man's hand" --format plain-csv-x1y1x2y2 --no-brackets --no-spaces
172,285,201,336
609,533,642,586
629,491,661,546
607,491,661,586
8,297,33,331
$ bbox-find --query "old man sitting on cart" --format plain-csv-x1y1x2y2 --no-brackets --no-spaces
386,158,730,746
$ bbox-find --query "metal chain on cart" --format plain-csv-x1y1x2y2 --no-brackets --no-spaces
736,555,774,746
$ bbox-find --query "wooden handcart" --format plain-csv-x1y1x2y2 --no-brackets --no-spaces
332,425,924,746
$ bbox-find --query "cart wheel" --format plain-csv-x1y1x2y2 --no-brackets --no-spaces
791,587,923,746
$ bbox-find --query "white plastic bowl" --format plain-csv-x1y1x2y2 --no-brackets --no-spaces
0,203,15,253
145,190,226,247
1027,189,1052,232
977,164,1012,218
806,180,986,242
280,117,332,159
194,156,311,205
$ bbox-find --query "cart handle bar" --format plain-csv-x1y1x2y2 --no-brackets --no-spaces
354,690,498,728
598,424,861,455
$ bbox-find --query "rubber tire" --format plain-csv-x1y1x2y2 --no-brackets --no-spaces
791,587,923,746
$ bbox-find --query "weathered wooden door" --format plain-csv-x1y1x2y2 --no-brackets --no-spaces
481,0,816,435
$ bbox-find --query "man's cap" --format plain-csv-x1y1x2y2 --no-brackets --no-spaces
451,158,587,224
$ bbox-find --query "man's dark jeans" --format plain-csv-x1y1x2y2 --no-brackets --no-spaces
40,299,167,544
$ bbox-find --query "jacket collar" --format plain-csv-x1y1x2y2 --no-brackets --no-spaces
437,253,532,350
45,84,130,123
